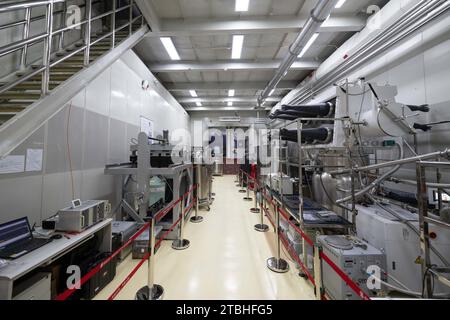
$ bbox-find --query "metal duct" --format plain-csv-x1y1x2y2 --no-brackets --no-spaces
286,0,450,105
256,0,339,106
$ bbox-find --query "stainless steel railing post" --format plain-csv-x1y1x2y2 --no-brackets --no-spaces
135,220,164,300
191,180,204,223
254,183,269,233
58,1,67,52
41,2,54,96
243,174,252,201
267,201,289,273
111,0,116,48
20,7,31,68
129,0,134,35
172,198,191,250
83,0,92,66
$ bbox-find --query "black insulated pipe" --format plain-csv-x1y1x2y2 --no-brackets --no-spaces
282,102,334,117
280,128,332,144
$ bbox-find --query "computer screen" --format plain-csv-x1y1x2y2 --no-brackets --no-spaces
0,217,32,249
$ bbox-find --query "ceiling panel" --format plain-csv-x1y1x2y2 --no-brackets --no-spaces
136,0,391,112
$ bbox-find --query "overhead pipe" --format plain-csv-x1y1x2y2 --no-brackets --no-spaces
285,0,450,105
256,0,339,107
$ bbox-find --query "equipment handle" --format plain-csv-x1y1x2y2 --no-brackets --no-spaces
413,123,432,132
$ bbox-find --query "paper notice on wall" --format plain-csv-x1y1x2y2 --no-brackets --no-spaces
0,155,25,174
140,116,154,139
25,149,43,172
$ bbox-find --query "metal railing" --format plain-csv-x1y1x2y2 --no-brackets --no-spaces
0,0,144,97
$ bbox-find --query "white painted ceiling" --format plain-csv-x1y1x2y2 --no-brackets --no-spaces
133,0,390,113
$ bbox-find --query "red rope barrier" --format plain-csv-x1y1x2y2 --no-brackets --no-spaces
279,230,315,286
107,251,150,300
278,207,314,248
55,184,198,301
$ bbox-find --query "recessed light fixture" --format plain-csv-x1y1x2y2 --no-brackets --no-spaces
189,90,198,97
232,35,244,59
298,33,319,58
235,0,249,12
228,101,233,107
160,37,180,60
228,89,235,97
196,102,202,107
335,0,346,8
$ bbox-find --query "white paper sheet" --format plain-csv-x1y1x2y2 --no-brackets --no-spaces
25,149,44,172
0,155,25,174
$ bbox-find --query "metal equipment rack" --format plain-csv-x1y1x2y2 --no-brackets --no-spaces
416,160,450,298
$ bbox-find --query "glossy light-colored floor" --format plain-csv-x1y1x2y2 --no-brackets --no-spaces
95,175,315,300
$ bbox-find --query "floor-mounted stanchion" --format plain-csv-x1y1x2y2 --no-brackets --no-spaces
172,199,190,250
136,219,164,300
267,203,290,273
243,174,252,201
236,169,242,187
255,188,269,233
250,181,260,213
239,170,246,193
190,185,203,223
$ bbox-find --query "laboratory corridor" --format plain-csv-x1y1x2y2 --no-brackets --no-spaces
95,175,315,300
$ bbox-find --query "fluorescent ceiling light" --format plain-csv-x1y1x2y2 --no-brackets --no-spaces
228,89,235,97
232,35,244,59
269,89,275,96
189,90,198,97
335,0,346,8
298,33,319,58
196,102,202,107
235,0,249,12
160,37,180,60
228,101,233,107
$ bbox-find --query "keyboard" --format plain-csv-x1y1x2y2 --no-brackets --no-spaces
0,238,52,260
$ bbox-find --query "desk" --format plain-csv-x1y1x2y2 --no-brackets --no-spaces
0,219,112,300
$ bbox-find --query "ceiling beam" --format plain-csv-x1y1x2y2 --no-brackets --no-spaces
145,15,365,37
135,0,161,32
178,96,282,103
147,59,320,72
165,81,297,91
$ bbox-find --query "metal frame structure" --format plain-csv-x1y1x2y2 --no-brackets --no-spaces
416,161,450,298
0,0,145,97
105,133,194,240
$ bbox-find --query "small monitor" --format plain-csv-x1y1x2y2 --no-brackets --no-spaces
71,199,82,208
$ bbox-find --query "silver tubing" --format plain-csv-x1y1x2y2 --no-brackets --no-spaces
239,170,246,193
84,0,92,66
135,219,164,300
20,7,31,68
267,201,289,273
41,2,54,96
417,162,433,298
172,199,190,250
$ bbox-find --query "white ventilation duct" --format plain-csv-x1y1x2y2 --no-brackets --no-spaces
276,0,450,110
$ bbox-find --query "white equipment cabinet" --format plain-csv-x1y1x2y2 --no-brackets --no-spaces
356,203,450,295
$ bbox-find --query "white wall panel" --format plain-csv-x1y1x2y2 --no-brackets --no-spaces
85,68,111,116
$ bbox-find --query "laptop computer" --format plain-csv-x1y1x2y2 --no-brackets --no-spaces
0,217,52,260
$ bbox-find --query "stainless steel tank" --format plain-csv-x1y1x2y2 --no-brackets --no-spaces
213,159,223,176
